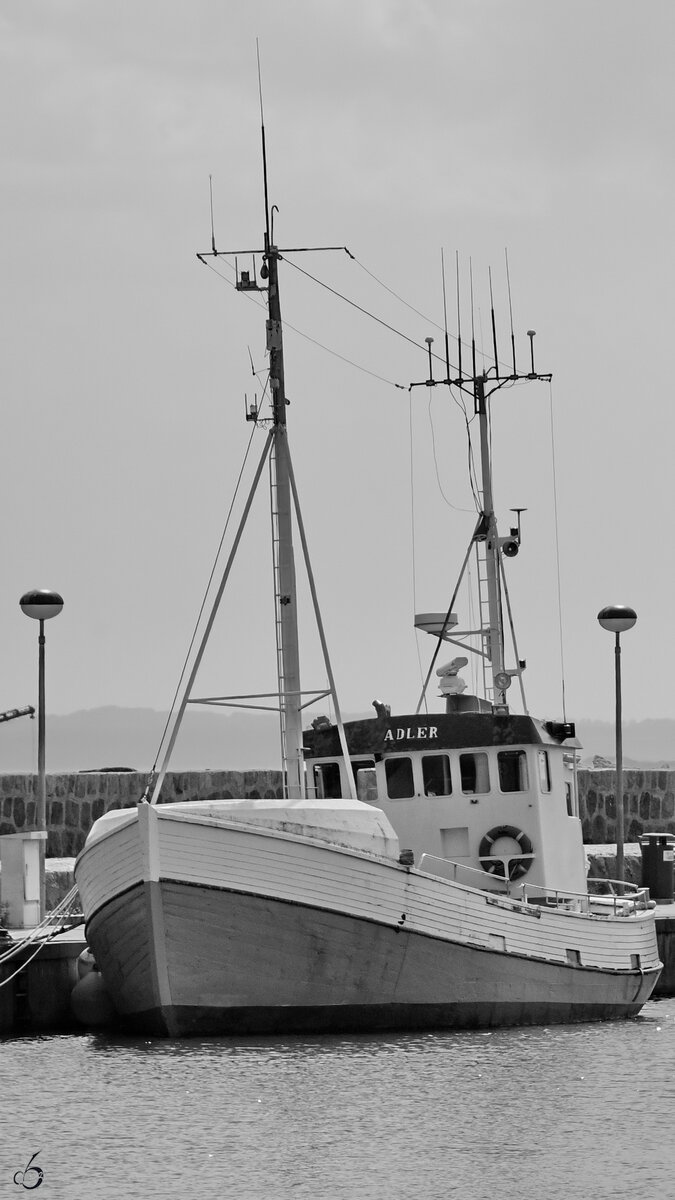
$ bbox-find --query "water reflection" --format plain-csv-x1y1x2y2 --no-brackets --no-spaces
3,1001,675,1200
85,1027,458,1059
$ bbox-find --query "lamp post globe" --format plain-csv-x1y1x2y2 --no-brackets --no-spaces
20,589,64,622
20,588,64,922
597,605,637,635
597,604,636,887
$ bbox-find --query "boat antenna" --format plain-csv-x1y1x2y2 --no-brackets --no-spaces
527,329,537,376
425,336,435,385
455,250,463,381
441,249,451,384
505,247,516,376
489,266,499,379
469,256,477,381
257,39,271,251
209,175,217,255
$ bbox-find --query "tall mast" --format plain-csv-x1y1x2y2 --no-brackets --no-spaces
265,237,304,798
145,68,356,806
474,374,507,699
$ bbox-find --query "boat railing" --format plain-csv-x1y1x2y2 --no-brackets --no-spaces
417,853,653,915
418,853,524,894
584,877,654,913
585,875,645,898
518,878,653,916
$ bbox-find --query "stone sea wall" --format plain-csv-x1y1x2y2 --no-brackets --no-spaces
0,770,284,857
0,767,674,855
578,768,675,844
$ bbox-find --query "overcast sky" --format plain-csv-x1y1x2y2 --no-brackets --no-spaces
1,0,674,743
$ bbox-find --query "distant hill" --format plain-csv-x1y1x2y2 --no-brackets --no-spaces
1,706,674,774
574,718,675,769
0,706,284,774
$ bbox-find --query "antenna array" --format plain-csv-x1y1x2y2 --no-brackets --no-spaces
410,253,552,398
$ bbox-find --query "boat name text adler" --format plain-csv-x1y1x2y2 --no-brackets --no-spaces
383,726,439,742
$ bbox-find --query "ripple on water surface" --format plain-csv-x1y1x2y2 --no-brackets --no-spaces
2,1000,675,1200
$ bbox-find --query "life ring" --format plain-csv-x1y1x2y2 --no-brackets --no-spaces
478,825,534,881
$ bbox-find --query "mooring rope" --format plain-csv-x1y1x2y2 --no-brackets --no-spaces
0,885,81,985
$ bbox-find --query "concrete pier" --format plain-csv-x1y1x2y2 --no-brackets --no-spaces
586,843,675,994
0,923,86,1035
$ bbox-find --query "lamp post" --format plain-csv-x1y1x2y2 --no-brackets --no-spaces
20,588,63,921
597,604,637,887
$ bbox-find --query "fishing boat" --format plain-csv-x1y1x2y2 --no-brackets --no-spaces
74,129,661,1036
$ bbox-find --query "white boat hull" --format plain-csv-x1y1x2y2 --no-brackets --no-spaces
85,878,658,1037
75,801,661,1037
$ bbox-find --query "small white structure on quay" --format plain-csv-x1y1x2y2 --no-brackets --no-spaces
0,831,47,929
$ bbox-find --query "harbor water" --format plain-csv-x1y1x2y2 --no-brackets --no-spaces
3,999,675,1200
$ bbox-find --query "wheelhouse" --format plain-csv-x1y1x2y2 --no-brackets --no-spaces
304,710,583,896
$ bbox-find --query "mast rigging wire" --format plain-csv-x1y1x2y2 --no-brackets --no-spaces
466,552,480,695
352,252,446,330
414,536,477,715
427,393,477,515
350,252,513,375
283,316,404,390
408,391,428,713
201,246,519,388
198,254,405,390
145,421,260,789
283,255,456,369
442,380,481,512
498,551,528,714
201,249,517,396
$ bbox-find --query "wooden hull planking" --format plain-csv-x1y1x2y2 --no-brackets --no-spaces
84,875,659,1038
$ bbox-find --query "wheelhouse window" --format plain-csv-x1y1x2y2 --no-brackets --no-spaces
498,750,529,793
385,756,414,799
351,758,375,778
422,754,452,796
313,762,342,799
351,759,376,802
460,752,490,794
538,750,551,793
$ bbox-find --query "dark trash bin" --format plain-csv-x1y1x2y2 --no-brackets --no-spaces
640,833,675,901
